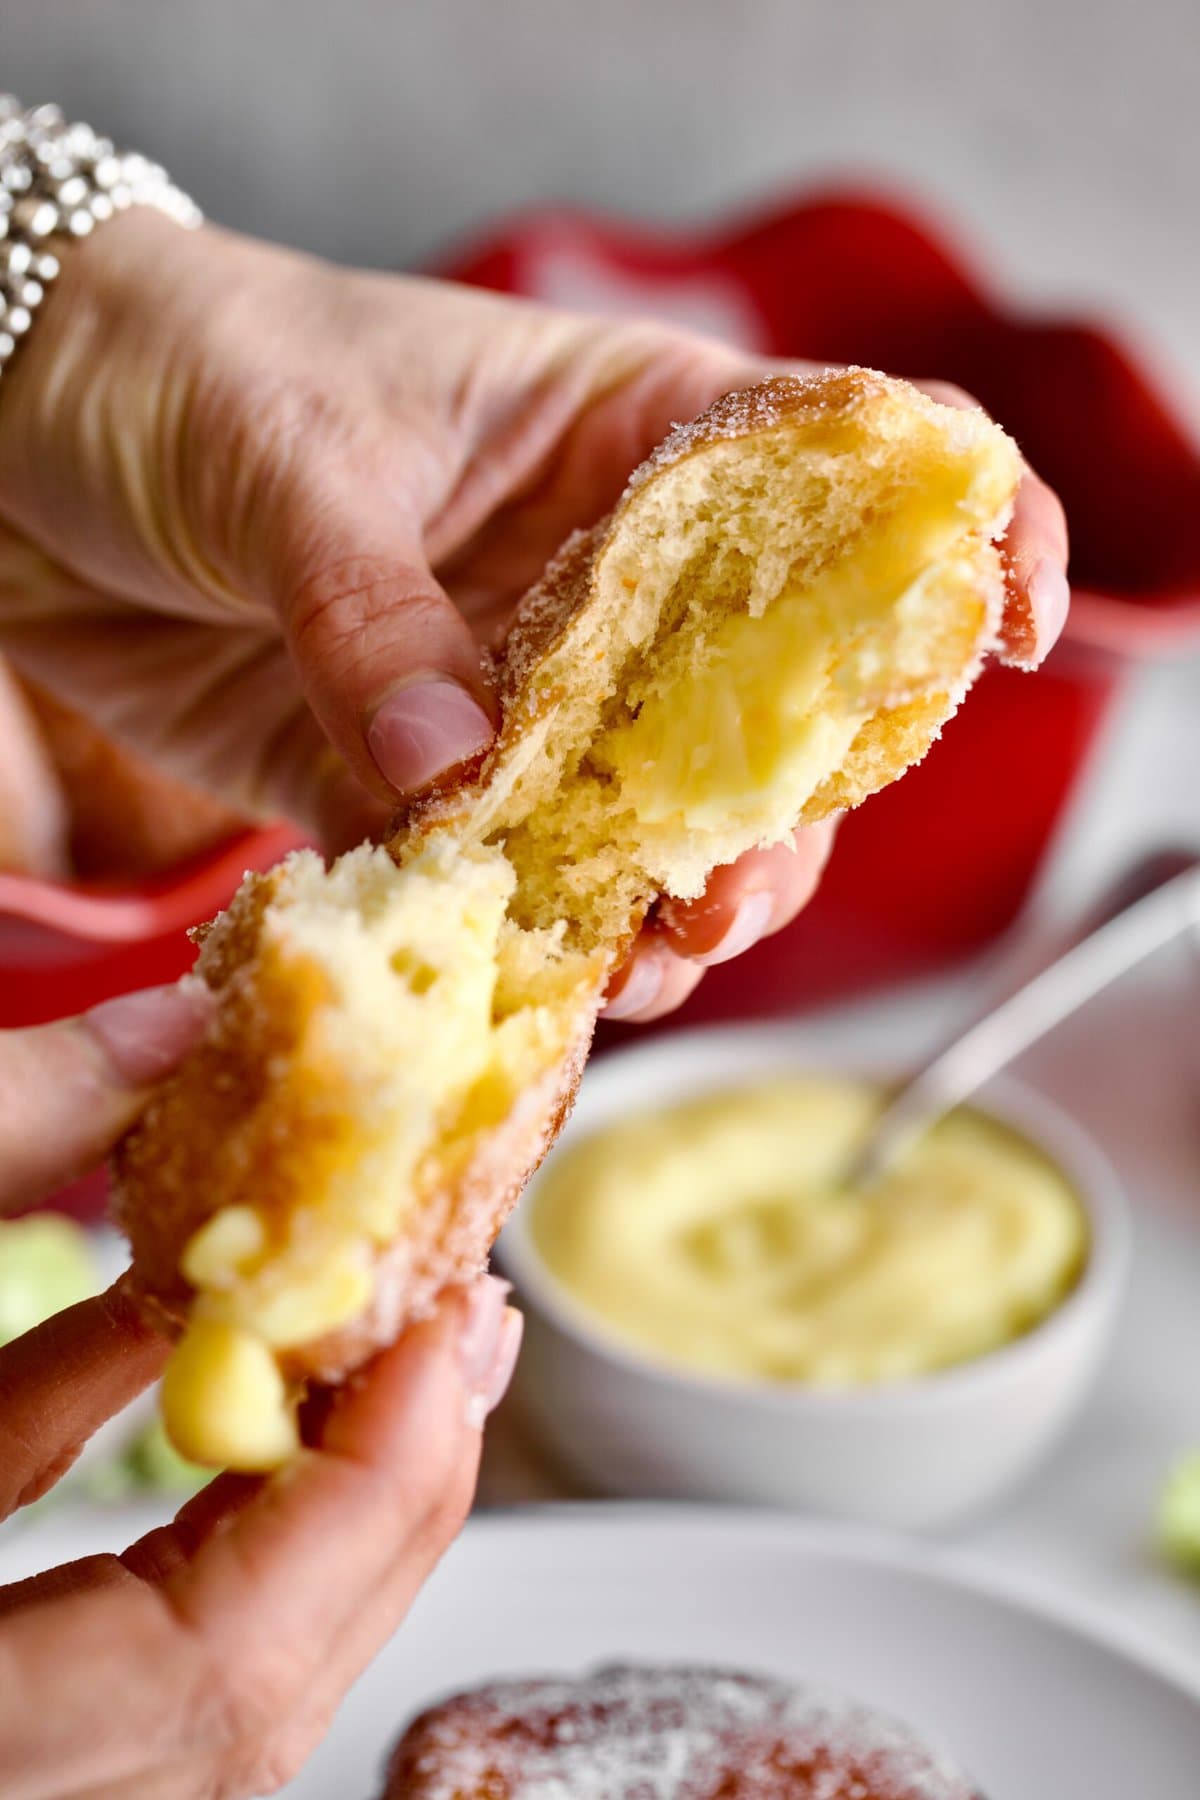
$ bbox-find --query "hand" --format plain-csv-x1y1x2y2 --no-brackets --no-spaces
0,214,1068,1020
0,658,68,878
0,983,521,1799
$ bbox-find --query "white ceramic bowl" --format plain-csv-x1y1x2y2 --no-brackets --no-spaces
497,1024,1130,1532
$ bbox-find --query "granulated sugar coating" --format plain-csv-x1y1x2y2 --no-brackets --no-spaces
620,368,890,502
384,1664,983,1798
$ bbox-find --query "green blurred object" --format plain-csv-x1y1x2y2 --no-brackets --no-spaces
0,1214,99,1345
0,1217,207,1505
82,1418,208,1505
123,1417,208,1496
1158,1452,1200,1576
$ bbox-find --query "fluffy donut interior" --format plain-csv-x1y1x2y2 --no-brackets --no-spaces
460,396,1016,943
144,842,604,1469
119,376,1020,1470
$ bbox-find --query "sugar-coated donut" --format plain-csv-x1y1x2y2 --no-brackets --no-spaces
384,1664,984,1798
112,370,1021,1470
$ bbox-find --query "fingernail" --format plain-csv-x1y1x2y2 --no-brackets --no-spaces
85,976,215,1086
601,954,664,1021
457,1274,511,1391
692,890,774,967
1027,560,1071,658
367,679,494,794
466,1307,524,1431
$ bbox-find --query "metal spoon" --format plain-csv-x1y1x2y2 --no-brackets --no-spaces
845,855,1200,1189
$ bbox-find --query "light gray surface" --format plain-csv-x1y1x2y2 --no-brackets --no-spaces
3,0,1200,388
4,1508,1199,1796
480,649,1200,1670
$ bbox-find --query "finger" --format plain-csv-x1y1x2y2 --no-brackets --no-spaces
909,377,1070,668
236,701,394,854
0,1566,190,1795
0,979,214,1213
162,1278,506,1689
0,1552,137,1622
119,1471,261,1586
601,941,705,1024
258,1307,523,1787
996,469,1071,666
114,1303,519,1796
123,1284,516,1595
0,1281,511,1798
0,657,69,878
656,821,838,964
0,1281,168,1519
309,746,394,855
277,493,497,802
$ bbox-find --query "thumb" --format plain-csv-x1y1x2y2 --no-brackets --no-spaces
278,502,497,802
0,979,215,1212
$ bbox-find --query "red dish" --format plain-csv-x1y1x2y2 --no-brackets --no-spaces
4,185,1199,1043
0,824,305,1027
440,186,1200,1027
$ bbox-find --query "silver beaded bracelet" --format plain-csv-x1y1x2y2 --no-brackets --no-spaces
0,95,202,377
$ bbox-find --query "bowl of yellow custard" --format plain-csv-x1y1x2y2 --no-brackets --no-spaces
497,1024,1129,1529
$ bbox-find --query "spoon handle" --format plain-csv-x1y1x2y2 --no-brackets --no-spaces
849,861,1200,1186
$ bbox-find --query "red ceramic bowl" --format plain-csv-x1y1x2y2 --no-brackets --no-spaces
439,185,1200,1026
4,185,1199,1046
0,824,305,1028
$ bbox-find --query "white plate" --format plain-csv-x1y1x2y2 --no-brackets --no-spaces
4,1502,1198,1795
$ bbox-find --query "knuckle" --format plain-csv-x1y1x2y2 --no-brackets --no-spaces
245,1690,346,1795
425,1465,476,1546
189,1772,241,1800
288,562,445,672
206,366,358,479
232,1730,317,1798
401,1450,479,1567
402,1459,462,1535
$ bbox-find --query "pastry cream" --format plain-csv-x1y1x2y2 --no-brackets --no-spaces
159,840,601,1468
529,1076,1087,1386
597,468,981,835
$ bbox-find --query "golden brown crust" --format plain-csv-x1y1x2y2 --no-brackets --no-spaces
472,371,886,749
112,870,351,1323
115,871,599,1382
289,1018,593,1380
392,367,1002,854
620,365,893,496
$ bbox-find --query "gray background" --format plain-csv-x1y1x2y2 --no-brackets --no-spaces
6,0,1200,1719
3,0,1199,382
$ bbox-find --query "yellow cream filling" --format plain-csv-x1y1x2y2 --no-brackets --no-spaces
162,841,601,1467
161,1317,300,1471
530,1077,1087,1386
597,475,976,833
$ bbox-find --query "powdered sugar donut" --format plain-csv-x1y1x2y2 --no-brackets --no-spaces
384,1664,984,1799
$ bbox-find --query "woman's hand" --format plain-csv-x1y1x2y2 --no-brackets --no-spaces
0,214,1069,1019
0,984,520,1798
